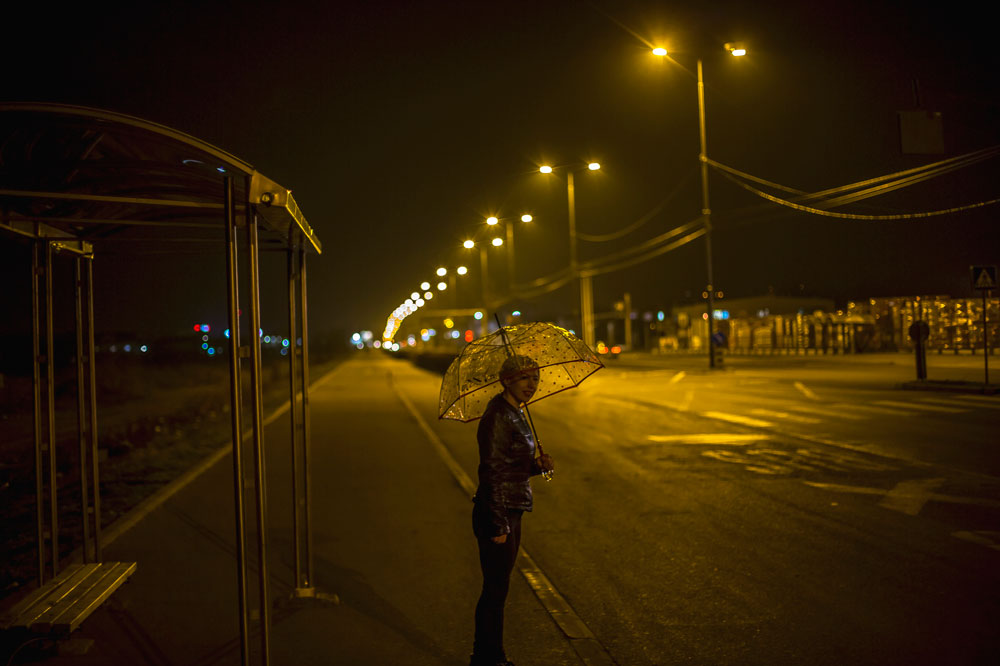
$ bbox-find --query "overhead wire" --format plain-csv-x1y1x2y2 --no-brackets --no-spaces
576,168,696,242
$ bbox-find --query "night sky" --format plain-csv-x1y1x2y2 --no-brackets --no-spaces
2,0,998,341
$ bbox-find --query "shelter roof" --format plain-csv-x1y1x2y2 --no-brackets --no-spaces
0,103,321,256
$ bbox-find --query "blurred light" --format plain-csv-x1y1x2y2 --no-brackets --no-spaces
421,281,431,290
424,291,433,299
123,344,132,352
225,328,230,338
702,313,709,320
436,267,447,276
193,324,200,332
202,343,209,350
140,345,148,353
713,310,730,320
416,298,425,306
463,240,475,249
362,330,373,341
443,318,454,329
588,162,601,171
512,310,521,316
652,47,668,56
451,330,461,339
281,348,288,356
486,216,499,226
726,43,747,56
373,340,382,349
407,335,416,346
202,335,209,342
282,338,290,348
474,311,484,320
491,237,503,247
657,311,665,322
540,165,553,174
356,343,365,350
264,335,271,343
428,328,436,336
521,214,532,222
457,266,468,275
464,329,474,342
411,292,419,300
392,343,400,351
208,347,216,356
437,281,447,290
611,345,622,354
200,324,210,333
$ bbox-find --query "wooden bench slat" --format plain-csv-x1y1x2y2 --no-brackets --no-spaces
48,562,137,633
27,565,114,628
1,564,101,629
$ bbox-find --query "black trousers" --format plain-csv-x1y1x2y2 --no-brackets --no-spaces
472,504,523,662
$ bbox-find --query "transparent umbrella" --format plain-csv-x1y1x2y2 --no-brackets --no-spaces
438,321,603,423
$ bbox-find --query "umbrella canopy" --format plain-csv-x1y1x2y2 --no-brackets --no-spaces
439,322,603,422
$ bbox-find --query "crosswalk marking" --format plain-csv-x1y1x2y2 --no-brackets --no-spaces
794,381,819,401
702,411,774,428
875,400,967,414
669,371,686,384
749,408,822,424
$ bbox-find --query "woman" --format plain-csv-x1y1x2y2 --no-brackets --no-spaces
470,354,554,666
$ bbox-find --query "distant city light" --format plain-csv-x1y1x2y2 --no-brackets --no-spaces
207,347,216,356
474,311,483,320
436,267,447,276
437,281,447,290
282,338,290,348
140,345,148,353
421,281,431,290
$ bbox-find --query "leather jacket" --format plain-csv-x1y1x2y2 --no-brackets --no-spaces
474,392,544,536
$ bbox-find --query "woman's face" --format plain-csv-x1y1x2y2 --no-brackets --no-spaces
504,369,540,404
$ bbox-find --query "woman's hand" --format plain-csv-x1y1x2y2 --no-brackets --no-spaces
491,534,508,544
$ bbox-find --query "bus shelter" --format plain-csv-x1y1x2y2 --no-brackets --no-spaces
0,102,321,665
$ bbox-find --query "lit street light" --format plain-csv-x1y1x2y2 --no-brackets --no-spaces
652,43,746,368
540,161,601,348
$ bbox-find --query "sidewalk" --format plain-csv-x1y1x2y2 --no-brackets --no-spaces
17,356,579,665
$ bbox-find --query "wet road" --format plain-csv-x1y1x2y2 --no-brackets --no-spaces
389,351,1000,665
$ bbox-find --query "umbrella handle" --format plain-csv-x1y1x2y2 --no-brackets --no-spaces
522,402,554,482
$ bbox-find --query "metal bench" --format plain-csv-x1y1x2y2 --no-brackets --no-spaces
1,562,136,635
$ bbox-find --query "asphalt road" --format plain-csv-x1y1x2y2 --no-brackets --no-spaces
391,350,1000,665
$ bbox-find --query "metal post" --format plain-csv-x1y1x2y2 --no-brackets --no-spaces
86,259,102,561
223,176,251,666
75,258,91,563
624,292,632,350
287,248,302,591
506,222,515,295
580,274,594,348
299,248,314,589
984,290,991,387
697,59,717,369
247,211,272,665
31,240,44,585
480,245,489,312
45,242,58,578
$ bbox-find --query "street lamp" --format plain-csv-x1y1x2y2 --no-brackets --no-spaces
539,161,602,347
652,43,746,368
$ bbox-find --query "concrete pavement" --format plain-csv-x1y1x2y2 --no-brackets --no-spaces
14,355,580,665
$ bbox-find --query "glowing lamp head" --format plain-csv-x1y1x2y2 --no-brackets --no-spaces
588,162,601,171
420,281,430,290
520,214,532,222
463,240,475,249
491,237,503,247
437,281,447,290
436,267,447,276
457,266,468,275
486,216,499,226
652,47,668,56
725,43,747,56
539,165,553,174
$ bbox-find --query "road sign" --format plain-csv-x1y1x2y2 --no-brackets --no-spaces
970,265,997,291
908,321,929,342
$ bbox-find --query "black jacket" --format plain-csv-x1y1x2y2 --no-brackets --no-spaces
474,392,544,536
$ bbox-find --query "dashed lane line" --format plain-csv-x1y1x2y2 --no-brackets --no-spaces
786,405,867,420
804,480,1000,512
701,411,774,428
647,433,769,445
842,403,914,417
875,400,967,414
393,381,618,666
749,408,822,425
668,371,687,384
919,397,1000,410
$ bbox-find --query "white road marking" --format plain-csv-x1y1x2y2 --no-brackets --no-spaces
878,478,945,515
678,390,694,411
804,481,1000,511
647,433,768,445
794,381,819,401
701,411,774,428
948,394,1000,404
919,397,1000,410
787,405,866,420
749,408,822,424
842,403,914,416
875,400,967,414
669,371,686,384
952,531,1000,551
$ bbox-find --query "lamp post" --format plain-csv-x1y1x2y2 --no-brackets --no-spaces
653,44,745,368
540,162,601,348
486,213,533,294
